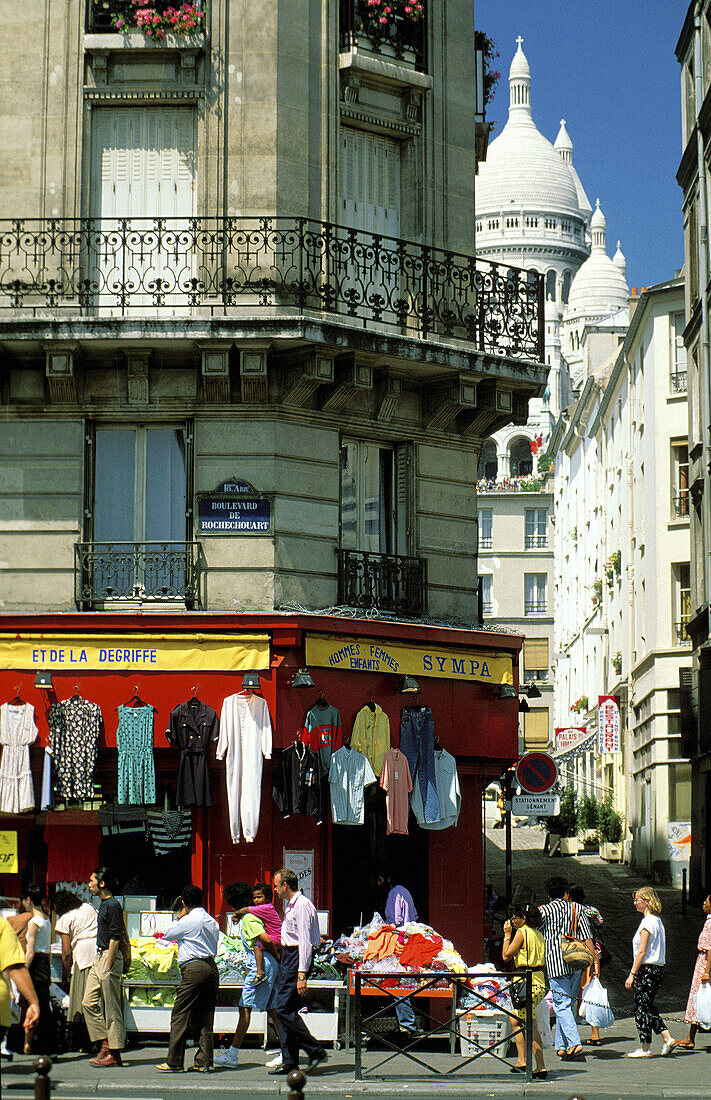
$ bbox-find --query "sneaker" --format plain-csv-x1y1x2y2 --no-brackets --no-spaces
305,1049,328,1072
661,1040,677,1057
214,1048,240,1068
265,1053,284,1069
627,1048,652,1058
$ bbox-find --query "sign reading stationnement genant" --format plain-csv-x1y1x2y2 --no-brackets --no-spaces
197,478,272,534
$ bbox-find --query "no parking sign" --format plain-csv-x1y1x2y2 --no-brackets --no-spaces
515,751,558,794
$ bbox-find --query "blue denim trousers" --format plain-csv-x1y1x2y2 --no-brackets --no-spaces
549,971,583,1049
400,708,440,822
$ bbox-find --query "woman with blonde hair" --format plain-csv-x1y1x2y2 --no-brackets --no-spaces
624,886,676,1058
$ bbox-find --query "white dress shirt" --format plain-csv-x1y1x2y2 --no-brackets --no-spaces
281,891,321,973
163,906,219,965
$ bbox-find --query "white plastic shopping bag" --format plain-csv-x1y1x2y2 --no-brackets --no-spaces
580,976,614,1029
535,996,554,1048
694,982,711,1028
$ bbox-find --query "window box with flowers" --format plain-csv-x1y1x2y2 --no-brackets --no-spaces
588,577,602,607
612,652,622,676
88,1,206,42
570,695,588,714
340,0,425,70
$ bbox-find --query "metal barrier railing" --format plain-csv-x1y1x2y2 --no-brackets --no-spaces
353,968,534,1081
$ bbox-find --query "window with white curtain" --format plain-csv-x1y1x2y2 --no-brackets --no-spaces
524,573,547,614
478,508,493,550
525,508,547,548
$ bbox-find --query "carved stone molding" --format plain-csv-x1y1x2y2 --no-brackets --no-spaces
424,376,477,432
44,345,78,404
321,357,373,414
462,381,521,438
200,345,230,403
282,352,334,407
125,349,150,405
376,373,402,422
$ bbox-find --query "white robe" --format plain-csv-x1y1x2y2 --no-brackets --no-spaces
217,693,272,843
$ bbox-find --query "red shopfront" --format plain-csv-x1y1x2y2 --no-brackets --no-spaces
0,613,521,963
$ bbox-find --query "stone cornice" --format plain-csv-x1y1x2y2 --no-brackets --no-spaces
85,86,203,103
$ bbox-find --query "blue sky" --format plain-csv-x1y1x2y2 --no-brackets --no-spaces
475,1,686,289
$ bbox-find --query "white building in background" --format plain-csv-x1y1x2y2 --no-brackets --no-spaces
550,277,692,882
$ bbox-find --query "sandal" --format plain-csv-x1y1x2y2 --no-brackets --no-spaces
556,1049,567,1058
674,1039,695,1049
565,1045,584,1059
583,1038,602,1046
532,1070,548,1079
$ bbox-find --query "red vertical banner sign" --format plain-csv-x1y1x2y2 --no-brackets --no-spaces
598,695,621,754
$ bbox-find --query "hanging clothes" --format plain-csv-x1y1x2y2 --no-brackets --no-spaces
40,746,54,811
146,808,192,855
411,748,461,830
48,697,101,801
218,693,272,843
399,706,440,823
350,703,390,777
301,701,343,774
116,705,156,805
0,702,38,813
166,698,219,807
273,742,321,820
379,748,413,835
328,745,376,825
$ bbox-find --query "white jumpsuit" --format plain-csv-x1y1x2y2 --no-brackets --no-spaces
217,693,272,843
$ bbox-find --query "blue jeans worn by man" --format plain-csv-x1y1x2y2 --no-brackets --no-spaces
549,971,583,1050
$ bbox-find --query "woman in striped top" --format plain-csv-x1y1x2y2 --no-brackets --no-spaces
538,876,598,1060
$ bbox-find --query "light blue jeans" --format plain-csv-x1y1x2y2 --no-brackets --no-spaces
549,972,583,1050
395,998,417,1030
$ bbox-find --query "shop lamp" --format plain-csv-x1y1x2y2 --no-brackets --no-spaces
397,675,420,693
525,683,542,699
290,668,315,689
34,671,53,689
241,671,261,689
518,697,530,713
497,683,518,700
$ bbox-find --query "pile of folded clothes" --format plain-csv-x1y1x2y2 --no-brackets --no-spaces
332,913,466,977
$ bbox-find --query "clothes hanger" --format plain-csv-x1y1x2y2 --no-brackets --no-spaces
314,688,327,707
187,685,200,705
8,685,24,705
70,684,82,702
118,685,157,712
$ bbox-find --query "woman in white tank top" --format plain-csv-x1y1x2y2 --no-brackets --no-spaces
21,885,52,1054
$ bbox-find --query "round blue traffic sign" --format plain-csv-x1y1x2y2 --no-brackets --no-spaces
516,752,558,794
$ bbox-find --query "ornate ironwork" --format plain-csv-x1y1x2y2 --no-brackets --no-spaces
338,548,427,617
524,534,548,549
339,0,425,69
0,217,545,361
86,0,204,33
672,492,690,518
75,542,201,609
670,370,687,393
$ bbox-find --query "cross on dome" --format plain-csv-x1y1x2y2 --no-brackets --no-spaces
516,35,524,48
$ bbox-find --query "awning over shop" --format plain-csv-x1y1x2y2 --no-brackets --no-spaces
305,633,514,686
553,730,597,764
0,633,270,672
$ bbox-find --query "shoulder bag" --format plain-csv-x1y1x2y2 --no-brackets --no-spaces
560,904,595,970
510,927,529,1008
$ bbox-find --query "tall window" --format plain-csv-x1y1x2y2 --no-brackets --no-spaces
673,562,692,645
524,573,547,614
670,313,687,392
479,439,497,481
340,440,409,556
478,509,493,550
525,508,547,549
480,574,493,616
523,638,549,682
523,708,549,751
671,441,689,518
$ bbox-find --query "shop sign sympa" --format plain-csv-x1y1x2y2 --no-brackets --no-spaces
305,634,514,686
197,478,272,535
598,695,621,754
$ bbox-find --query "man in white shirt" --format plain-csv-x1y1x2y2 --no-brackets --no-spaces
156,885,219,1074
269,868,327,1075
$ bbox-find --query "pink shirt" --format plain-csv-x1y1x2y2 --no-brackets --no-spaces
379,749,413,835
248,902,282,944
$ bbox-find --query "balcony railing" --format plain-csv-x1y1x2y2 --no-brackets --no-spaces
481,600,493,616
86,0,205,33
525,534,548,549
75,542,201,609
478,535,493,550
339,0,425,70
670,370,687,394
525,600,547,614
477,477,545,493
338,548,427,617
675,618,692,646
0,217,545,361
672,491,690,518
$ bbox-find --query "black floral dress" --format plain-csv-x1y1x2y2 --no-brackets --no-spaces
48,697,101,800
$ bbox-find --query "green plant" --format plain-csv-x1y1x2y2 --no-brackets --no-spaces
547,786,577,838
597,795,623,843
611,550,621,574
589,577,603,606
578,794,599,831
612,651,622,675
537,452,553,474
570,695,588,714
474,31,501,108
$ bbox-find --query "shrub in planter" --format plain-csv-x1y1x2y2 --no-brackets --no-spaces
597,795,623,843
547,786,578,838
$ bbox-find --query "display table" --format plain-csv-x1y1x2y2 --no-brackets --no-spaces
123,977,347,1048
347,970,468,1055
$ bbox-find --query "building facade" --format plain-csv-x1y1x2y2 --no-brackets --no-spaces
0,2,546,960
676,1,711,896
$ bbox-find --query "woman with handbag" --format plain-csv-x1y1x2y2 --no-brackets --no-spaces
567,884,607,1046
502,903,547,1078
676,887,711,1049
539,875,598,1061
624,887,677,1058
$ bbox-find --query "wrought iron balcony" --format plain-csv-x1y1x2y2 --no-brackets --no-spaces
338,548,427,617
86,0,205,34
0,217,545,361
339,0,425,70
672,491,690,518
478,535,493,550
525,534,548,549
75,541,201,609
670,370,687,394
524,599,547,614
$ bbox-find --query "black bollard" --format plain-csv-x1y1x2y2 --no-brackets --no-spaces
34,1056,52,1100
286,1068,307,1100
